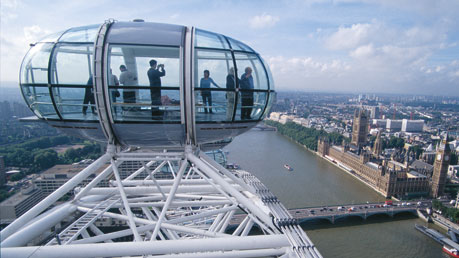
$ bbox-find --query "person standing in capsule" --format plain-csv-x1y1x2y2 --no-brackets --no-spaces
200,70,220,114
147,59,165,119
119,65,138,110
226,67,236,120
239,67,254,120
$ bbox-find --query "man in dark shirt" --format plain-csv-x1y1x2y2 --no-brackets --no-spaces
83,76,96,115
226,67,236,120
239,67,254,120
147,59,165,119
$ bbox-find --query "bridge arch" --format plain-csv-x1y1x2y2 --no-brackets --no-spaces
392,209,417,217
333,214,365,223
366,212,393,220
298,217,333,225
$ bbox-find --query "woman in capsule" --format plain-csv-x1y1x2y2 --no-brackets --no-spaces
200,70,220,114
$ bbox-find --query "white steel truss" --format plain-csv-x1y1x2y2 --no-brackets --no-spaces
0,145,322,258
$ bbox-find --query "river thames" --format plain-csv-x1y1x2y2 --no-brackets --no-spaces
223,129,446,258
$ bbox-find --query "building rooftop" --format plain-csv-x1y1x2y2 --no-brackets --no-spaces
407,171,427,178
40,162,109,179
389,160,405,167
366,162,380,170
1,186,41,206
410,160,434,171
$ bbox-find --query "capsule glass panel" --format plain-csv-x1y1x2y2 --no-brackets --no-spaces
234,53,268,90
234,53,269,121
50,44,96,120
38,31,65,43
264,91,276,119
194,49,235,122
195,29,229,49
21,85,58,119
108,45,181,122
227,37,254,52
51,44,94,85
20,43,53,84
20,43,57,119
235,91,268,121
260,56,273,91
58,24,99,43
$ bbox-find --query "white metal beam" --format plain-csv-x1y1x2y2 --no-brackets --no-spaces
1,203,77,247
85,185,243,195
1,235,289,258
187,153,274,230
111,159,141,241
151,158,187,240
76,207,229,238
1,154,110,242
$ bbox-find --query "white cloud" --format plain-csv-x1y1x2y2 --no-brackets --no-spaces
23,25,51,43
349,44,374,59
325,23,375,50
321,18,457,92
1,0,19,8
249,14,279,29
435,66,444,73
325,21,446,52
266,55,351,85
0,0,20,21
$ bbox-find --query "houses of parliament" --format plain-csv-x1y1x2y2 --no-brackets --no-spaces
318,109,451,199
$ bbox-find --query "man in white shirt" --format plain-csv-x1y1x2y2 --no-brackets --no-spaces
119,65,138,110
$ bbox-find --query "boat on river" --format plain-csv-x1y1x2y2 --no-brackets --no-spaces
443,245,459,257
284,164,293,171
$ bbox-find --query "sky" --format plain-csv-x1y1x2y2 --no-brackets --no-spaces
1,0,458,96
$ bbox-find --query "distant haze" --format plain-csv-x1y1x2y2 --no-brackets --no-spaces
0,82,23,102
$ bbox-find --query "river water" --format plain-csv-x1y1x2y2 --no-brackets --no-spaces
223,129,446,258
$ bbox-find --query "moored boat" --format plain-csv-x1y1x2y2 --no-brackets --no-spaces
443,245,459,257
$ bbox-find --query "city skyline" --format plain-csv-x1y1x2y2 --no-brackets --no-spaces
1,0,458,96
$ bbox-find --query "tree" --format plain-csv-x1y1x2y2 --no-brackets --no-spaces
265,120,348,151
385,136,405,149
10,172,25,182
432,200,442,210
63,148,79,162
411,145,423,159
34,150,58,170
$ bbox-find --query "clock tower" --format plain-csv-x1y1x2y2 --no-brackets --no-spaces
431,136,451,198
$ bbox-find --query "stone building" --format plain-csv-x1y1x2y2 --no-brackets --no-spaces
431,137,451,198
0,184,46,224
372,131,383,158
319,140,430,198
351,109,368,148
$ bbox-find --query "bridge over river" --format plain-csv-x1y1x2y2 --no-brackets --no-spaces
230,201,428,226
